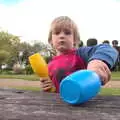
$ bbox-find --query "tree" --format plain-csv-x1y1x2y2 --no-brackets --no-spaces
0,31,20,50
15,41,52,65
0,50,9,69
0,31,20,68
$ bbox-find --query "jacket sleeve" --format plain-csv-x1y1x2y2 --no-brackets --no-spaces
77,43,118,69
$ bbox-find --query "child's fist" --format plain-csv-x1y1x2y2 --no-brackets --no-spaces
87,60,111,85
40,77,56,92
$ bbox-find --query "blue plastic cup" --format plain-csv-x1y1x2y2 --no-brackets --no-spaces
60,70,101,105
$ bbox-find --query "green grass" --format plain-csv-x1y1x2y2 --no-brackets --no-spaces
4,86,41,92
0,71,120,96
0,71,120,81
0,74,39,81
99,88,120,95
111,71,120,80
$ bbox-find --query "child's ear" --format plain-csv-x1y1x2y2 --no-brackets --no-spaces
73,41,77,47
49,40,53,47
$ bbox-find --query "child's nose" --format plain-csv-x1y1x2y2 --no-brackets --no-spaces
60,36,65,39
59,32,65,39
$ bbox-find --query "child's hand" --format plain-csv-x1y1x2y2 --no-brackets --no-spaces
40,77,55,92
87,59,111,85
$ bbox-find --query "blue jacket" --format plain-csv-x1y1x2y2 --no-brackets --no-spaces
77,43,118,69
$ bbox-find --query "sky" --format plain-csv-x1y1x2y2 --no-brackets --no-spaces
0,0,120,45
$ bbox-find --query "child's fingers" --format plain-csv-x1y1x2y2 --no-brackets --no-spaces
44,80,52,84
102,65,111,85
87,59,111,85
43,82,51,87
96,62,111,85
40,81,53,91
40,77,49,82
41,82,52,91
43,86,52,91
40,77,55,92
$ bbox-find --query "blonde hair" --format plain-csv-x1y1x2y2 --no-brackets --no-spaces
48,16,80,47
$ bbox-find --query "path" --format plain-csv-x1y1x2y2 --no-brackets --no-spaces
0,79,120,88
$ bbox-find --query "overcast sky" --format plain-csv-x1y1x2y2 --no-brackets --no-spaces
0,0,120,45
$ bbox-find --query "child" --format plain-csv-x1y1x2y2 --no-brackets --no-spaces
40,16,118,93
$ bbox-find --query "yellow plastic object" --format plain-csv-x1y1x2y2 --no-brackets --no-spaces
29,53,48,77
29,53,56,92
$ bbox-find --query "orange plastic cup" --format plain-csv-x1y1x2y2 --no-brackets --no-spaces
29,53,56,92
29,53,48,77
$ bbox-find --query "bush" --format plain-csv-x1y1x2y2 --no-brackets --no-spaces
44,56,52,63
0,70,14,75
25,64,33,74
12,63,24,74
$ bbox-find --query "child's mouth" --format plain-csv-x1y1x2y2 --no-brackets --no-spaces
59,41,66,45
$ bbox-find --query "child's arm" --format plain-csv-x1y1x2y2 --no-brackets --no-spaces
77,44,118,85
77,43,118,69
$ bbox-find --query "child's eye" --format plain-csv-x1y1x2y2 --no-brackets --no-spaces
64,30,72,35
52,31,60,35
55,31,60,35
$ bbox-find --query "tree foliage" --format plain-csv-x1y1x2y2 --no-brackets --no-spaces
0,31,20,68
0,30,55,70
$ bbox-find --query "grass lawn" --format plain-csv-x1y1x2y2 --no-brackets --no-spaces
0,71,120,81
0,71,120,96
99,88,120,95
110,71,120,80
0,74,39,81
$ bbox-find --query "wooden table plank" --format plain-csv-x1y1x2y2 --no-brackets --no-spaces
0,88,120,120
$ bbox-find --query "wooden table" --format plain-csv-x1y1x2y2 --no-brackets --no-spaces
0,88,120,120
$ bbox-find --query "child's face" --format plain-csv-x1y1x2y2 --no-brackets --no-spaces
51,28,75,54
